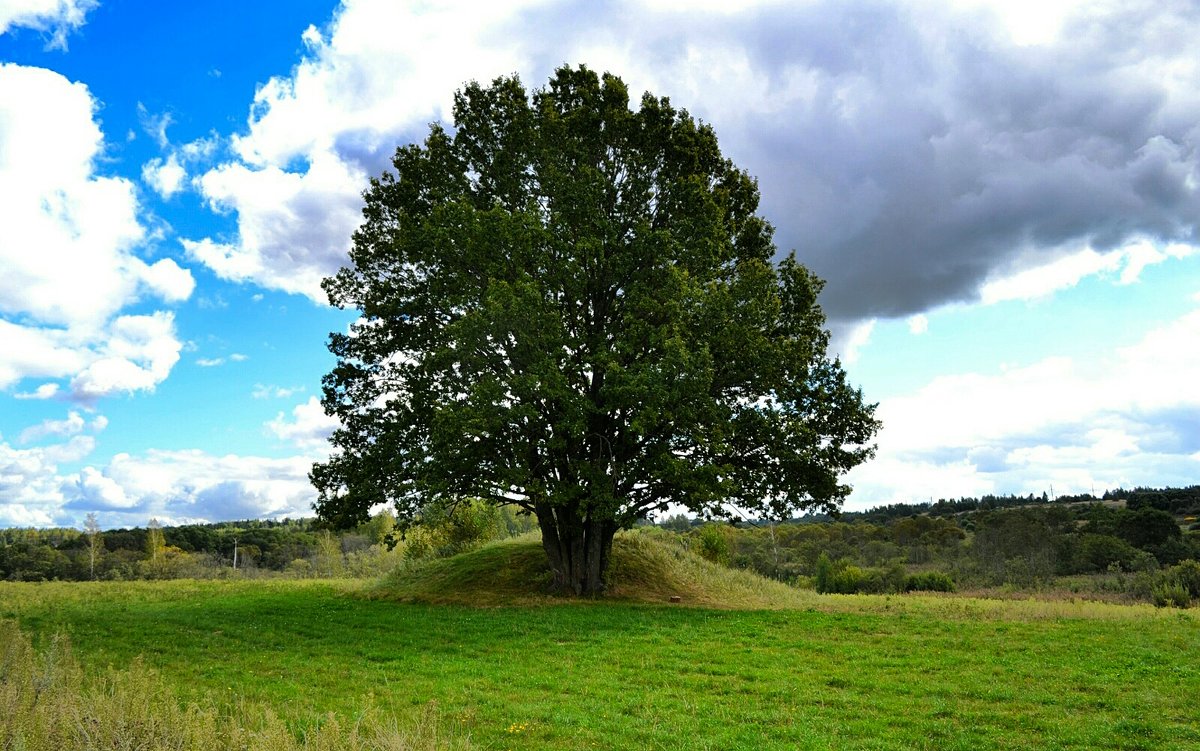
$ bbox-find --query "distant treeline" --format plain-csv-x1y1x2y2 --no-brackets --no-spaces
4,485,1198,604
0,507,536,583
839,485,1200,523
1,518,348,582
658,484,1200,605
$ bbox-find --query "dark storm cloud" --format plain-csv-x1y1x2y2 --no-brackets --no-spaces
539,0,1200,322
209,0,1200,322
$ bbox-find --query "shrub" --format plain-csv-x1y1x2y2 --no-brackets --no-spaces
1171,559,1200,598
284,559,312,578
905,571,955,592
1152,581,1191,608
695,525,731,566
1129,550,1159,572
1130,560,1200,607
827,564,868,594
882,561,908,593
1072,534,1138,573
813,555,907,594
813,553,834,593
404,499,503,561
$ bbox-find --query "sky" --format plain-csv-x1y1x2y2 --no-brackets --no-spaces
1,0,1198,529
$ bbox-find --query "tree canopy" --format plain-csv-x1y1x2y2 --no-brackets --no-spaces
311,65,880,594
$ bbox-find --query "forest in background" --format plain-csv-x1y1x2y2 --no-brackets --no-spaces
3,486,1198,605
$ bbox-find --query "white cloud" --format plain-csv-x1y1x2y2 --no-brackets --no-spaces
14,382,60,400
187,154,366,301
0,64,146,328
187,0,548,301
142,154,187,198
0,63,192,399
180,133,219,160
907,314,928,335
186,0,1200,320
195,353,245,368
980,241,1195,305
72,449,319,524
137,103,173,148
846,298,1200,507
139,257,195,301
140,132,221,200
0,432,98,527
0,0,97,49
253,384,304,399
68,312,183,401
0,428,321,526
74,465,134,509
948,0,1087,46
0,321,87,388
19,410,85,443
267,396,338,451
832,320,875,365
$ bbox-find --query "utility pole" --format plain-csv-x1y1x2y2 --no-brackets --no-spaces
233,538,238,571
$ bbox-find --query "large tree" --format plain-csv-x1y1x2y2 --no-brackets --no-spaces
312,66,879,595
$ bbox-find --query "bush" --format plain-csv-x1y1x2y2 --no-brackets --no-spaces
813,552,834,593
1152,581,1191,608
905,570,955,592
404,499,503,561
1131,560,1200,607
695,525,731,566
1171,559,1200,598
827,564,868,594
1129,550,1159,572
813,554,908,594
1072,534,1138,573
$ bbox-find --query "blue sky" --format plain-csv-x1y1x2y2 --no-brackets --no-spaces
1,0,1198,528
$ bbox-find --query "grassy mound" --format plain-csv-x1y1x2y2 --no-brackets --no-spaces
370,531,818,609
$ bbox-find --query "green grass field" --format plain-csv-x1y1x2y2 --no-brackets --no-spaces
2,538,1198,750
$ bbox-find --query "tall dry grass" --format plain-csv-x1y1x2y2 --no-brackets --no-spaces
0,620,470,751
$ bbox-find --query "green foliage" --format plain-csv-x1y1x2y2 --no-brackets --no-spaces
1151,581,1191,608
145,517,165,562
1116,507,1182,549
812,553,906,594
1149,559,1200,608
813,552,835,593
1071,533,1139,573
825,563,868,594
905,570,956,593
659,514,693,533
311,65,879,594
0,518,412,582
357,511,397,546
403,500,503,562
969,509,1061,585
1172,559,1200,598
694,524,731,566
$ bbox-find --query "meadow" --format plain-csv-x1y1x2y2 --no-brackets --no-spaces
2,536,1198,750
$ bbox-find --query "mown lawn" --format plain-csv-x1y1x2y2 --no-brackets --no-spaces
2,579,1197,750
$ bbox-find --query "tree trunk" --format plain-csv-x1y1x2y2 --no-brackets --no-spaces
534,503,618,596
